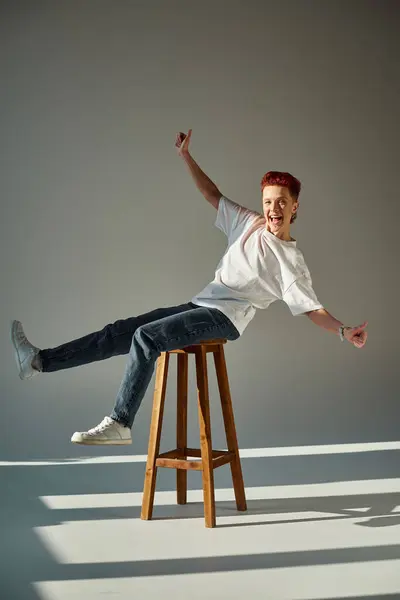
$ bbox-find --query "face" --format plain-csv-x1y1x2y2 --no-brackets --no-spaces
262,185,298,239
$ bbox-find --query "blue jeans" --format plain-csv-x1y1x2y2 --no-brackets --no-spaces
39,302,240,427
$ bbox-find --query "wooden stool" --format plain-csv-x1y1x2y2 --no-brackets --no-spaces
141,339,247,528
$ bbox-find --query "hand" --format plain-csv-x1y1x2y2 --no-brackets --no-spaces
344,321,368,348
175,129,192,157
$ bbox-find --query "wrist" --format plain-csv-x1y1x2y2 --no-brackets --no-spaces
180,150,191,161
339,325,350,341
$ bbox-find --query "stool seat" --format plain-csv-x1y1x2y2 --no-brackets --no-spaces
169,338,227,354
141,338,247,528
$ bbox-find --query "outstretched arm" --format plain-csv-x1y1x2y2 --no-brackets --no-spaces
175,129,222,210
306,308,368,349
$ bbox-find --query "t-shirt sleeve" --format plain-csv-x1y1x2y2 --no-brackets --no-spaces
283,270,324,316
215,196,260,241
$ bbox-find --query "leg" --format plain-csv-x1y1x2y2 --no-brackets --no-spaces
39,303,196,372
196,345,216,528
213,346,247,511
141,352,169,520
110,305,240,428
176,353,188,504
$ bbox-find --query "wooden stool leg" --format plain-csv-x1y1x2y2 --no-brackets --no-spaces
141,352,170,520
195,346,216,528
213,345,247,512
176,353,188,504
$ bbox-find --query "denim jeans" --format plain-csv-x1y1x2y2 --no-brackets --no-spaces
39,302,240,428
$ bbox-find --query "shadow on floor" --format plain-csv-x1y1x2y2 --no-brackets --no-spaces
1,457,400,599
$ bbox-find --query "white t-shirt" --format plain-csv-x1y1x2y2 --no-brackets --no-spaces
191,196,324,335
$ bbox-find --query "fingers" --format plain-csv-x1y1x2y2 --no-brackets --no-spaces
350,321,368,336
353,330,368,348
347,321,368,348
175,129,192,150
175,132,186,148
181,129,192,150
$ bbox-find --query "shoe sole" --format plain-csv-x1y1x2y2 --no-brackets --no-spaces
10,320,26,380
71,438,132,445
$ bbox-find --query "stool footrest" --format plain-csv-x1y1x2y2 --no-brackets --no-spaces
155,447,234,471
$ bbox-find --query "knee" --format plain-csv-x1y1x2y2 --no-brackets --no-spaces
102,319,126,338
133,325,160,356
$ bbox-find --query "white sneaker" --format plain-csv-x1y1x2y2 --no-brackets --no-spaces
71,416,132,445
11,320,41,380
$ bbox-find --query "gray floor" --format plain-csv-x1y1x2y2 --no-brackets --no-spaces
2,445,400,600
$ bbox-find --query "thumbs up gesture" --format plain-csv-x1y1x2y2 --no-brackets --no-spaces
344,321,368,348
175,129,192,157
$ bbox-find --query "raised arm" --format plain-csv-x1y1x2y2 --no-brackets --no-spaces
175,129,222,210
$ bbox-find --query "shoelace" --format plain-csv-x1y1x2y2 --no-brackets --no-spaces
17,329,29,345
16,326,38,354
88,418,114,435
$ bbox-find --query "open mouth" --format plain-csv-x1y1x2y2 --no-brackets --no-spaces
270,216,283,226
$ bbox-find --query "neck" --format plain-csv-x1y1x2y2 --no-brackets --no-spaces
265,224,293,242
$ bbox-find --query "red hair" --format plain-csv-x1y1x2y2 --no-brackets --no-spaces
260,171,301,223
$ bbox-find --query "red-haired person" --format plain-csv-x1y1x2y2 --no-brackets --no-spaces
11,130,368,445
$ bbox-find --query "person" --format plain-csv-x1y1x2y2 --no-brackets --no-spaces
10,129,368,446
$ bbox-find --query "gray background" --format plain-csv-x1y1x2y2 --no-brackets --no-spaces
1,0,399,483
